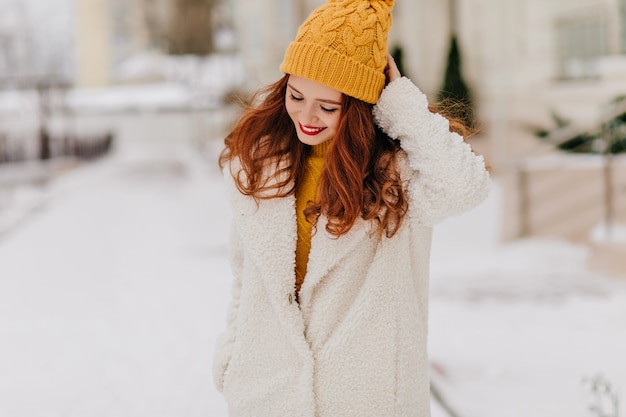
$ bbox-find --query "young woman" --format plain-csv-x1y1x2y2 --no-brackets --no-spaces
213,1,491,416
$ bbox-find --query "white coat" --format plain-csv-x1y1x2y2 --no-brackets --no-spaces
213,77,491,417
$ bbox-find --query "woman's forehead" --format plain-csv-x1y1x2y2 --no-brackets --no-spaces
287,75,343,102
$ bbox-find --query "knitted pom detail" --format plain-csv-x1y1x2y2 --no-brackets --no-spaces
326,0,394,13
329,0,394,6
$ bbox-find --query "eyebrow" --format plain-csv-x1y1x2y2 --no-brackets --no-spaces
287,84,342,106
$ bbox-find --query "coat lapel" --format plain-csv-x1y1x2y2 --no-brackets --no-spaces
226,165,311,354
300,215,372,299
226,158,374,352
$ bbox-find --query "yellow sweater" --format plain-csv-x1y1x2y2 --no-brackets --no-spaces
294,140,329,296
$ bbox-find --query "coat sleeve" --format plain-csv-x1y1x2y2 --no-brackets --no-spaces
372,77,491,226
212,216,243,392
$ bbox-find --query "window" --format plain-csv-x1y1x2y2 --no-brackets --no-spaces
556,17,608,79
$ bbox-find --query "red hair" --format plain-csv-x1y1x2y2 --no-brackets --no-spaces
219,75,467,238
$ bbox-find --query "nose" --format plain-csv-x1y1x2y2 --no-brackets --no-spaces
300,104,318,125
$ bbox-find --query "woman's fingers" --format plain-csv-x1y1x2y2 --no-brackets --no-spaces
386,53,401,83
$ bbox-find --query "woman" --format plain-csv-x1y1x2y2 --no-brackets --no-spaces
213,0,491,416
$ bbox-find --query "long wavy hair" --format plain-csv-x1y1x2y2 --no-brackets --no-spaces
219,74,468,238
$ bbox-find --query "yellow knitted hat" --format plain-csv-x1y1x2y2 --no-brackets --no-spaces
280,0,394,104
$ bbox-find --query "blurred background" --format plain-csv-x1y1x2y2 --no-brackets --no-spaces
0,0,625,416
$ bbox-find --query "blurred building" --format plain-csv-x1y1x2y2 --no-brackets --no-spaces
227,0,322,88
73,0,238,87
395,0,626,240
73,0,164,87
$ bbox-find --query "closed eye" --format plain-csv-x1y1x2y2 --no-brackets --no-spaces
288,88,339,113
321,106,338,114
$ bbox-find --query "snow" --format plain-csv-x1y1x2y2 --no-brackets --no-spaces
1,113,625,417
591,222,626,244
0,142,232,416
115,53,246,93
67,83,199,113
519,152,626,171
430,192,626,417
0,54,247,115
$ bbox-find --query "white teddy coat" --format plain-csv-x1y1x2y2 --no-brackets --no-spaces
213,77,491,417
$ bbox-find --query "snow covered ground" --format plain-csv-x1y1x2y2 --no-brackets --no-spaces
0,123,625,417
430,231,626,416
0,145,230,416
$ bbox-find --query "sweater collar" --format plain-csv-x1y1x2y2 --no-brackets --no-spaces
310,139,331,158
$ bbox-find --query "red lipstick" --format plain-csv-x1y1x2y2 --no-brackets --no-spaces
299,122,326,136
